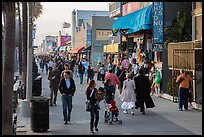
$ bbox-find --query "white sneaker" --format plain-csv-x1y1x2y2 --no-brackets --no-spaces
131,111,134,115
123,110,128,114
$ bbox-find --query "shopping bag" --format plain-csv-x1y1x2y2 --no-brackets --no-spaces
85,100,91,112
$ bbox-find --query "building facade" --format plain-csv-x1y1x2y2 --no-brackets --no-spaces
90,16,114,70
71,10,109,48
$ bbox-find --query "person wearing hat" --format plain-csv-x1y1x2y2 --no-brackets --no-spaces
119,73,136,115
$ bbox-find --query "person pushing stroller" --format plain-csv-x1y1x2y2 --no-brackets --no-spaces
104,79,122,124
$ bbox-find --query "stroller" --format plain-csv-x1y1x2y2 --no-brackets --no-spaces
104,100,122,125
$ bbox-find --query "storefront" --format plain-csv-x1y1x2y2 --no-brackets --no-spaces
112,4,155,75
103,43,120,66
69,46,85,61
103,44,119,54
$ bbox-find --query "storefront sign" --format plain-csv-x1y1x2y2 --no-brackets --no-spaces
94,42,103,47
61,35,71,46
104,44,118,53
86,29,92,46
153,2,163,44
96,30,112,41
46,36,56,47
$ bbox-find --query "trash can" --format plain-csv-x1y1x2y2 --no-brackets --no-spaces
32,75,42,96
30,97,49,132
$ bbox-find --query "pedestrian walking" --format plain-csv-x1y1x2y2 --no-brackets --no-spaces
58,61,65,73
48,59,54,68
151,68,162,97
61,63,73,79
87,65,95,83
40,59,45,73
70,58,76,71
45,60,49,75
105,69,121,94
85,80,100,134
96,61,101,81
48,64,61,106
74,62,78,77
121,57,130,72
149,66,156,96
176,69,193,111
134,68,155,114
59,71,76,124
99,64,106,84
119,73,136,115
116,65,126,92
104,79,115,104
78,61,85,84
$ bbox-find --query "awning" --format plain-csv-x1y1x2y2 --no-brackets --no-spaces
112,4,153,35
70,46,85,54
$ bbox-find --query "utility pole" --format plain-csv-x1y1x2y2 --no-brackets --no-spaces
21,2,33,117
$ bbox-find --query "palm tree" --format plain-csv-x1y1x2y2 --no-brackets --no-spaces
2,2,16,135
32,2,43,22
164,11,192,48
16,2,43,98
16,2,22,76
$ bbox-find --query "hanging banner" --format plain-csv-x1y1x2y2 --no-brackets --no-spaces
60,35,71,46
86,29,92,46
153,2,163,44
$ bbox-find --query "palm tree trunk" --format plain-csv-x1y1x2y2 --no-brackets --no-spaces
2,2,16,135
17,2,22,75
21,2,28,98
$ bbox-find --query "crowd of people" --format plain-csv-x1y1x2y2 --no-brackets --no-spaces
34,54,192,134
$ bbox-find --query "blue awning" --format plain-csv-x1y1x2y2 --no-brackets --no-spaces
112,4,153,35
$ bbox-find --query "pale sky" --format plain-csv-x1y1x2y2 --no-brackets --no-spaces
34,2,110,46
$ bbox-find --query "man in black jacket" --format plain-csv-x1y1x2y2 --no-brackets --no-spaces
78,61,85,84
48,64,61,106
59,71,76,124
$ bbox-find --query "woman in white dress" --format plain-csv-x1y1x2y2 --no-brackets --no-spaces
119,73,136,115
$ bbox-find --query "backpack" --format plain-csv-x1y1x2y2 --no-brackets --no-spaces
100,68,105,74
